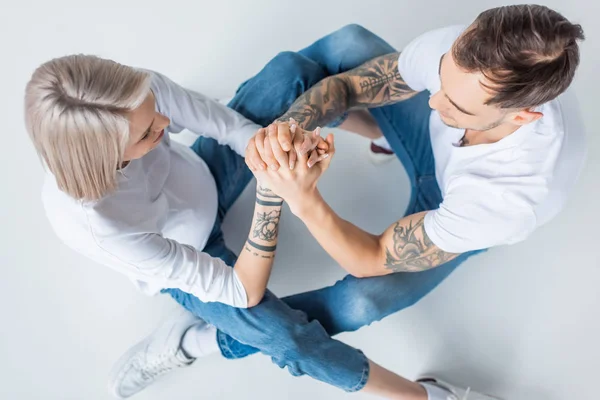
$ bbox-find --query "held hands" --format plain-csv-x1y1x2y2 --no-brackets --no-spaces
246,121,335,215
246,118,329,171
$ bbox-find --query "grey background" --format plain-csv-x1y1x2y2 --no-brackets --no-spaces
0,1,598,399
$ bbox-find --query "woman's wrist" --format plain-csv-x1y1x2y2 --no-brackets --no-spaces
256,183,282,201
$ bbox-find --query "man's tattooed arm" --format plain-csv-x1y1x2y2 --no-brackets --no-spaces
383,212,458,273
276,52,417,130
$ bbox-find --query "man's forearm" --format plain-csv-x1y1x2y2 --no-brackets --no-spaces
234,185,283,307
295,191,384,277
276,76,352,130
275,53,416,130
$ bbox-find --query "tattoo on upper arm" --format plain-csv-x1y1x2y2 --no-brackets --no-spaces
277,52,416,130
384,215,456,272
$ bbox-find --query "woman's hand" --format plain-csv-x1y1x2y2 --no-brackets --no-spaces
247,131,335,215
245,119,326,171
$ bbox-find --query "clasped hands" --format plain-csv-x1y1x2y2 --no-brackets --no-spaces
245,118,335,214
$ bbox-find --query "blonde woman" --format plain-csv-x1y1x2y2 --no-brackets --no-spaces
24,53,451,400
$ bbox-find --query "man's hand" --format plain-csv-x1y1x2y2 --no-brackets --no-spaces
245,119,324,171
247,133,336,215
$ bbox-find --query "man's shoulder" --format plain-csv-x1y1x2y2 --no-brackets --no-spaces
399,25,466,92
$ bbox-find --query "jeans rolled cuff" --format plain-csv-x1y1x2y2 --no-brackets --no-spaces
344,349,370,392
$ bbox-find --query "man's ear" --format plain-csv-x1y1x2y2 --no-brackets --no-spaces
509,109,543,126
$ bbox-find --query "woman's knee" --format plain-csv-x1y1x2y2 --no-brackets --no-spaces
338,275,422,329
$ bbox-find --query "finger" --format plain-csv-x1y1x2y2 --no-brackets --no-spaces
314,149,330,165
297,134,312,163
269,124,289,169
299,127,321,155
326,133,335,154
278,122,293,152
293,129,308,161
262,125,279,170
251,130,267,170
319,133,336,170
316,136,329,152
288,145,297,170
307,149,320,168
245,146,257,171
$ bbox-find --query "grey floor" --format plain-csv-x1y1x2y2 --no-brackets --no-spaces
1,0,599,399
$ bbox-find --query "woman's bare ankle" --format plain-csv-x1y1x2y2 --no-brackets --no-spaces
361,360,428,400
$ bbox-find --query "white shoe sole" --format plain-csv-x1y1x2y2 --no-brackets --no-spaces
366,147,395,165
108,309,201,399
418,376,502,400
108,338,153,399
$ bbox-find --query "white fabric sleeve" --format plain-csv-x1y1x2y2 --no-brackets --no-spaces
149,71,261,156
423,189,538,254
398,25,466,92
100,232,248,308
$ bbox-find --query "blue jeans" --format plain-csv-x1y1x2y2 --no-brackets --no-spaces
164,24,481,392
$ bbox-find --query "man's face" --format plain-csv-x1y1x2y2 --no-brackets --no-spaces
429,50,509,131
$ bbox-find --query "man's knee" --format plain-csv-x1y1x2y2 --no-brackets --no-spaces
319,24,393,70
334,24,376,43
264,51,325,83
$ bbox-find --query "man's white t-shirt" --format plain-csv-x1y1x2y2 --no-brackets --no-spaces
397,25,585,253
42,71,261,308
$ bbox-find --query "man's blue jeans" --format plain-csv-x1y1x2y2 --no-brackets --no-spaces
164,24,481,392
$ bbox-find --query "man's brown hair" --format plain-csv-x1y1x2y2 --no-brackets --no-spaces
453,4,585,109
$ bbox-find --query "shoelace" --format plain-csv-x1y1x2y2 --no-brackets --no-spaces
445,385,471,400
461,386,471,400
139,352,183,381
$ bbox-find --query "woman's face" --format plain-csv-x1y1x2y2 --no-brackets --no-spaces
123,91,170,161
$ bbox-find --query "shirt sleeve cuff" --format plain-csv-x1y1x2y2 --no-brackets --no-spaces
231,123,262,157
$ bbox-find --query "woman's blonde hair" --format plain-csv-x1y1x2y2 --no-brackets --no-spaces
24,55,151,201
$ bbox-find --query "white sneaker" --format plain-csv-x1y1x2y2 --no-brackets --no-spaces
108,309,202,399
417,376,501,400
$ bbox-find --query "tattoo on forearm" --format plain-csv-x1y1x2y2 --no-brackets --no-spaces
247,239,277,253
244,243,274,259
384,216,456,272
256,198,284,207
252,210,281,242
257,185,280,199
278,52,416,130
277,76,351,130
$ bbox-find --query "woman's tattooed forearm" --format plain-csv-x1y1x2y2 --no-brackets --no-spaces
247,186,282,258
252,210,281,242
257,185,281,199
244,243,275,259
